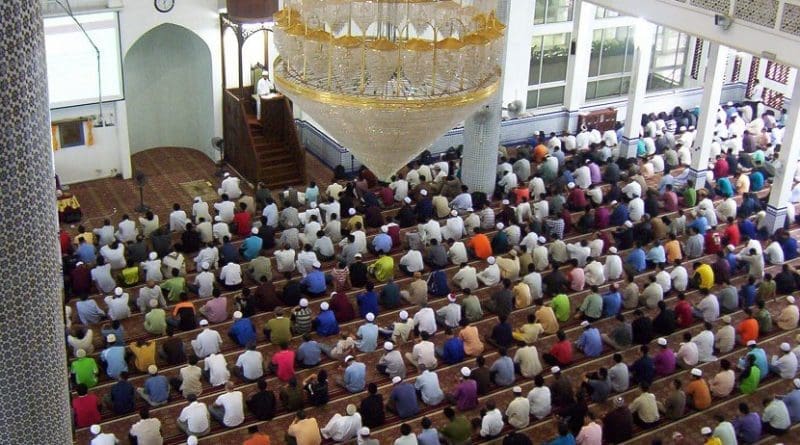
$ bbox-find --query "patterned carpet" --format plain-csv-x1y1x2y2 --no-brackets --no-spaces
62,147,332,232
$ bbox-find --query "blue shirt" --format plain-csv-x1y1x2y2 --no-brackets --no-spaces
740,284,756,308
625,248,646,273
417,428,440,445
301,270,327,294
101,346,128,378
749,348,769,381
109,380,135,414
688,216,708,235
441,337,465,364
782,237,798,261
357,291,379,319
750,171,765,191
372,233,393,254
229,318,257,347
296,341,322,366
545,433,576,445
390,382,420,418
716,177,734,197
733,412,762,443
241,235,263,260
610,205,629,226
75,243,97,263
144,375,170,403
344,362,366,393
577,328,603,357
414,370,445,405
305,187,319,204
726,252,739,272
602,291,622,317
489,356,515,386
740,219,757,239
646,246,666,264
631,356,655,385
314,310,339,336
356,323,379,352
220,242,239,265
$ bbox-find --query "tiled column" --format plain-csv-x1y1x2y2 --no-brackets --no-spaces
764,77,800,233
619,20,655,159
0,1,72,443
461,0,511,195
687,42,728,190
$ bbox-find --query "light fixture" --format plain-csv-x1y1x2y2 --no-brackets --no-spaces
272,0,505,180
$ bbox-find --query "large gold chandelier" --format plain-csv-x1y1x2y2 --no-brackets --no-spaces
273,0,505,180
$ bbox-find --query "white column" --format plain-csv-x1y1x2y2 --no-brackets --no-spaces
764,78,800,233
501,0,535,110
687,42,728,190
563,0,596,122
619,20,655,158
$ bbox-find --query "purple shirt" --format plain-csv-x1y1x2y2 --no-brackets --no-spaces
588,163,602,184
595,208,610,229
654,349,676,376
201,296,228,323
733,412,762,443
452,379,478,411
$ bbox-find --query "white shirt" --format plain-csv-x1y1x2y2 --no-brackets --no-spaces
196,221,213,244
195,246,218,270
566,243,591,267
655,270,672,293
169,210,188,232
588,238,604,258
193,201,212,223
256,77,273,96
116,219,138,243
192,329,222,358
204,353,230,386
90,433,119,445
584,261,605,287
178,401,210,434
411,340,437,369
453,265,478,291
622,181,642,199
141,259,163,282
219,177,242,200
100,244,126,269
275,249,297,273
574,166,591,189
214,200,236,223
765,241,785,264
604,255,623,280
390,179,409,201
214,391,245,427
236,350,264,380
442,216,465,241
194,271,215,298
413,307,437,335
352,230,367,254
771,352,798,379
480,408,504,437
527,386,552,419
129,417,162,445
219,262,242,286
677,341,699,366
448,242,468,265
628,197,644,222
421,220,442,244
477,264,501,286
212,221,231,241
691,330,717,362
400,250,424,273
104,294,131,321
670,266,688,292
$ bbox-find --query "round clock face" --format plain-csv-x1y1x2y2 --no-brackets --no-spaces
154,0,175,13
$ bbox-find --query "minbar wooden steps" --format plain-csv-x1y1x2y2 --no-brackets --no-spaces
245,102,306,189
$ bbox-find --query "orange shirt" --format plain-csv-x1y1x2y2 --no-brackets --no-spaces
468,234,492,260
533,144,549,163
736,318,759,345
459,325,485,356
513,187,530,205
243,434,271,445
665,240,682,263
686,379,711,410
172,301,196,317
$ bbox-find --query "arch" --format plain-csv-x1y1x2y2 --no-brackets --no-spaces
123,23,214,158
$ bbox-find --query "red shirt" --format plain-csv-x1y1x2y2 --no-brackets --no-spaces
72,394,101,428
243,434,271,445
378,187,394,207
724,224,740,246
662,191,678,212
568,188,588,209
675,300,694,328
549,340,573,366
329,292,356,322
388,225,401,247
59,230,72,255
233,212,252,237
714,158,729,179
704,231,722,255
513,187,530,205
271,350,296,382
70,266,92,295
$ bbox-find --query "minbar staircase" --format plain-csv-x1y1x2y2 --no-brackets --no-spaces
223,88,306,189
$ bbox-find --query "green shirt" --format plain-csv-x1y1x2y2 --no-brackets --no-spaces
120,267,140,286
144,308,167,335
462,295,483,322
369,255,394,283
579,293,603,319
281,386,304,412
265,317,292,345
683,188,696,207
740,366,760,394
441,416,472,445
161,277,186,302
550,294,571,322
755,309,773,334
70,357,99,388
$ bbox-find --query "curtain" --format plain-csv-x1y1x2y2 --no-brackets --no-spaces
51,124,60,151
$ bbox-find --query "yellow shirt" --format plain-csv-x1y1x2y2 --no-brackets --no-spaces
704,438,723,445
129,341,156,372
695,264,714,290
346,215,364,232
513,282,532,308
287,418,321,445
535,306,559,334
459,325,484,356
74,232,94,246
369,255,395,282
665,240,682,262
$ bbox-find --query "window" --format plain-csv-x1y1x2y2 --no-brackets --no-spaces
764,60,791,85
529,33,571,85
586,26,634,100
534,0,573,25
746,57,761,97
763,88,785,109
595,7,620,19
527,86,566,109
690,38,703,80
647,26,690,91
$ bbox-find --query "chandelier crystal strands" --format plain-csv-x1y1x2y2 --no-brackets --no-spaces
273,0,505,180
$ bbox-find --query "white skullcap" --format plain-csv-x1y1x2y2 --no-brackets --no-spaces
781,342,791,352
106,334,116,343
701,427,712,435
313,261,321,268
199,319,209,326
75,261,84,267
384,341,394,351
299,298,309,308
450,210,458,217
114,287,123,296
721,315,732,324
381,225,388,233
609,247,617,253
467,207,474,212
201,262,210,270
420,189,428,196
691,368,703,377
404,197,412,204
679,126,687,132
215,215,222,222
75,348,86,358
726,244,735,251
346,404,357,415
366,312,375,322
496,223,504,230
392,376,402,384
794,378,800,389
194,196,202,202
502,199,510,205
788,296,796,304
149,252,157,260
344,355,354,362
310,201,317,209
223,172,230,177
487,256,496,265
149,298,159,308
460,367,471,377
187,436,199,445
551,366,561,374
580,321,589,327
512,386,522,393
354,253,363,259
538,236,546,244
624,221,633,228
233,311,242,319
348,208,356,216
399,310,409,320
148,365,158,375
448,293,457,302
747,340,756,346
726,101,734,106
610,200,618,206
251,227,259,235
657,338,667,346
320,302,330,310
90,425,102,435
360,427,371,436
567,182,575,189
